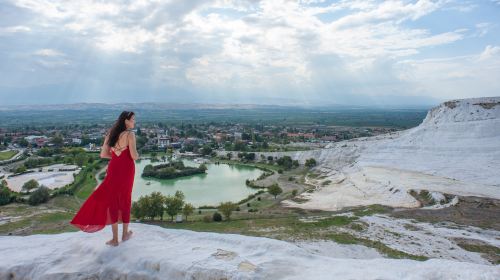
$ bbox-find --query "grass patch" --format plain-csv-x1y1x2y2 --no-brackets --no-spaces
0,150,17,160
353,204,392,217
326,232,428,261
307,173,320,179
456,242,500,264
74,171,98,199
305,216,359,228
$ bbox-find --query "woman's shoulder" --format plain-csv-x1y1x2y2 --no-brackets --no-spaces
125,129,136,138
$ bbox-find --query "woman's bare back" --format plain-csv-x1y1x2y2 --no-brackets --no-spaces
110,131,131,156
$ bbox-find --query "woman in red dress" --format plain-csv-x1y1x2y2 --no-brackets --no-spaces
70,111,139,246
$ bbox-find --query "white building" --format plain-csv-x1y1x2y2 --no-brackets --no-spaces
157,136,170,148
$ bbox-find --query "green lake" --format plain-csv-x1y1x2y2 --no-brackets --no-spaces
130,159,264,207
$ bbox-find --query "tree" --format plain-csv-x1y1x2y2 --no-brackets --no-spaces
305,158,317,168
75,153,87,167
28,186,50,205
165,193,185,222
132,192,166,220
218,201,237,221
174,190,185,201
268,183,283,199
182,203,195,221
201,146,212,156
149,191,166,220
199,163,207,172
0,185,12,206
22,179,39,192
52,135,64,147
276,156,293,170
132,199,147,220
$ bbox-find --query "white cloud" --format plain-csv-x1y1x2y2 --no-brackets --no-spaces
474,22,493,37
0,25,31,34
395,46,500,98
479,45,500,61
34,48,65,57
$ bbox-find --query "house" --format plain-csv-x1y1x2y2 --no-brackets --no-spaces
157,135,170,148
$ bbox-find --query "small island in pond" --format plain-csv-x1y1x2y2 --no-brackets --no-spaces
142,161,207,179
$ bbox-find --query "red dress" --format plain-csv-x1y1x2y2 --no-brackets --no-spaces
70,146,135,233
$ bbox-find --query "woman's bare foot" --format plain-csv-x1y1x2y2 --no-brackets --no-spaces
105,239,119,247
122,230,133,242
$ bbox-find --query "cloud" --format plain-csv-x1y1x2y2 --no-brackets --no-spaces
0,0,499,105
479,45,500,61
0,25,31,34
34,49,65,57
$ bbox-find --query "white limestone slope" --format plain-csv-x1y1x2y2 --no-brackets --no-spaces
0,223,498,280
278,97,500,210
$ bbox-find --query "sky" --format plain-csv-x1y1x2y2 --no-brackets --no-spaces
0,0,499,107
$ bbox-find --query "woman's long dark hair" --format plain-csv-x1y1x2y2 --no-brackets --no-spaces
106,111,135,148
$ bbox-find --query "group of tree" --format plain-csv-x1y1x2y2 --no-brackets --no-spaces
276,156,299,170
142,161,207,179
132,191,195,222
305,158,317,168
237,152,256,161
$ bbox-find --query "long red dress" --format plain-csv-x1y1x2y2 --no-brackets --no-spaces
70,145,135,233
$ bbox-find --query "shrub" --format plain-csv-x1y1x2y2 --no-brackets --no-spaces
213,212,222,222
22,179,39,192
218,201,237,221
292,189,298,196
28,186,50,205
203,214,212,223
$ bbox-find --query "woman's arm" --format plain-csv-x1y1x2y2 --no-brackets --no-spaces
128,131,139,160
100,134,112,159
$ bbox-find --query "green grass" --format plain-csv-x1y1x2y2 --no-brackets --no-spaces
352,204,392,217
74,171,98,200
456,242,500,264
0,150,17,160
326,232,428,261
302,216,359,228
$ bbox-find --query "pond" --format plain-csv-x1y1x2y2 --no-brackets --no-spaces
130,159,264,207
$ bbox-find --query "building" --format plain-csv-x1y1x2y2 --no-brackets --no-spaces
157,135,170,148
